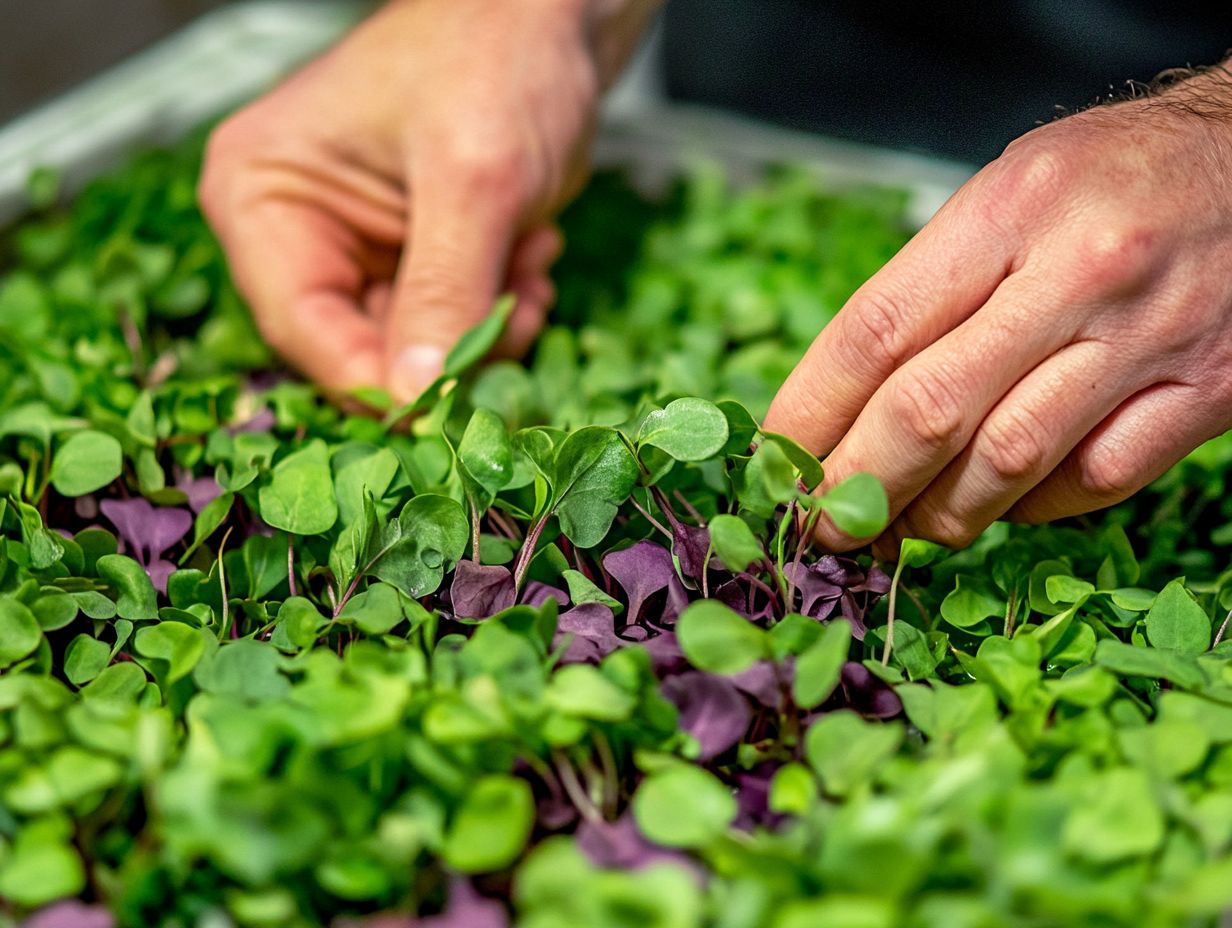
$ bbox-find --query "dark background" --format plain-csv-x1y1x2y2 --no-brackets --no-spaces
663,0,1230,163
3,0,1228,165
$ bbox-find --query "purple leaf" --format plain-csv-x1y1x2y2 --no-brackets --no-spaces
734,763,786,830
730,660,786,709
714,579,749,614
853,565,892,595
812,555,860,586
841,661,903,719
661,573,691,625
712,578,776,624
23,901,114,928
522,581,568,608
671,522,710,581
99,498,192,582
604,541,676,624
416,878,508,928
661,671,751,760
555,603,622,663
147,559,178,595
782,561,843,619
577,812,697,875
641,631,687,677
177,474,224,513
450,561,516,619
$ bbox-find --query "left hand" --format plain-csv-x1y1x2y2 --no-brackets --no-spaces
764,65,1232,558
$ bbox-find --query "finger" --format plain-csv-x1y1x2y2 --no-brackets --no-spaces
764,178,1019,455
1006,382,1225,524
494,225,563,358
812,272,1076,551
213,198,385,392
363,279,394,325
882,338,1140,552
385,148,526,401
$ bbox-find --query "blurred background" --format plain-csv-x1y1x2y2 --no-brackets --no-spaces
2,0,1227,165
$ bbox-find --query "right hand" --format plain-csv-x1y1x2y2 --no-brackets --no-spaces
200,0,644,402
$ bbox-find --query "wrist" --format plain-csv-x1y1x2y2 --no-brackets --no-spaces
580,0,665,90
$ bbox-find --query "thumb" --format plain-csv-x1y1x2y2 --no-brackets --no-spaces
386,151,524,402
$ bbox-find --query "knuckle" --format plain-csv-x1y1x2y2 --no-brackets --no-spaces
840,287,914,373
1077,441,1143,505
1070,221,1162,296
980,406,1051,483
989,142,1073,215
889,366,967,452
438,132,528,204
903,507,975,550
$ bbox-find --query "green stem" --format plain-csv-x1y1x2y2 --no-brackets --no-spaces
882,557,908,666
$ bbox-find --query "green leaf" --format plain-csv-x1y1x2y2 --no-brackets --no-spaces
181,490,234,563
561,569,623,614
194,638,289,701
761,432,824,491
1062,767,1164,863
134,621,205,683
708,514,764,574
339,582,424,637
32,593,79,631
0,597,42,668
899,537,947,568
1046,574,1095,606
276,596,328,649
737,440,797,518
633,765,737,848
553,428,639,548
1094,638,1206,689
258,439,338,535
717,399,759,453
457,408,514,507
1146,579,1210,654
64,634,110,685
0,818,85,907
96,554,158,621
444,295,516,379
676,600,767,675
373,494,468,598
334,447,399,527
805,711,903,796
817,472,889,539
13,496,64,569
940,576,1004,630
638,397,730,462
793,619,852,709
441,774,534,872
545,664,635,721
81,657,147,705
49,430,123,496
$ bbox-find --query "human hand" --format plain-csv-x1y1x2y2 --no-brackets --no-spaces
200,0,657,403
765,66,1232,558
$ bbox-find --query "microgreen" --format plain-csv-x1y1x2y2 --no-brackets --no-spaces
0,133,1230,928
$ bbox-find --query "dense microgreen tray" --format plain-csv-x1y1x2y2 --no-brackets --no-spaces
1,135,1231,928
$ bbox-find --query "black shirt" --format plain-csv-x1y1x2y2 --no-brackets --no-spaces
662,0,1229,164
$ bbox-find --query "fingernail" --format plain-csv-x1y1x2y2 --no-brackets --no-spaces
391,344,446,403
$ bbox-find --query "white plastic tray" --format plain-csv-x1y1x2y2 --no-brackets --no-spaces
0,1,974,227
